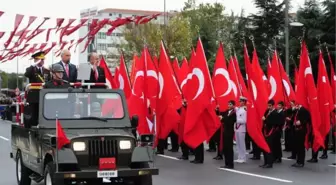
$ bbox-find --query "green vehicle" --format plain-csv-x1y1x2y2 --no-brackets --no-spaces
10,83,158,185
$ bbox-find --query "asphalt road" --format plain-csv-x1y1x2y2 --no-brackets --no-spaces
0,119,335,185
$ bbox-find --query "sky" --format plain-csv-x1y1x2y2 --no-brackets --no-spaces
0,0,306,73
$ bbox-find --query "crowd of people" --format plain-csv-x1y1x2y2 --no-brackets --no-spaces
156,97,336,169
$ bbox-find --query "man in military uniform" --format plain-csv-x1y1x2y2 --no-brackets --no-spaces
274,101,286,163
44,64,70,89
235,96,247,164
24,51,48,127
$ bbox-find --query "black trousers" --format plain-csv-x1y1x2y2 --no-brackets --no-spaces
208,135,216,150
294,129,306,164
332,128,336,152
245,133,252,150
284,127,293,151
252,140,261,158
157,139,166,153
263,135,274,166
181,142,189,158
273,131,282,160
194,143,204,162
169,131,179,150
223,134,234,167
314,133,330,157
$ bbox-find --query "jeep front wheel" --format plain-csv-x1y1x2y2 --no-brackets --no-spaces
44,162,60,185
16,152,31,185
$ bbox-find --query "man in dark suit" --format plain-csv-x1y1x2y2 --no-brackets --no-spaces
291,104,311,168
260,99,278,168
84,52,106,87
24,51,48,127
219,100,237,169
274,101,286,163
56,49,77,82
285,100,298,159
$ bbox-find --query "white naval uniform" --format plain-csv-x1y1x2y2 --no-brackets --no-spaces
235,106,247,162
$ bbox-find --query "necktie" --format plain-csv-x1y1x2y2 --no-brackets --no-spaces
65,64,69,77
94,68,98,80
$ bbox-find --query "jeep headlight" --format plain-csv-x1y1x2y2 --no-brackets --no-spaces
73,142,86,151
119,140,131,150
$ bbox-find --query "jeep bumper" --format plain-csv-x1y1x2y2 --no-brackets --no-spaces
54,168,159,179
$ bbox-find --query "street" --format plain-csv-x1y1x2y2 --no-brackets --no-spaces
0,119,335,185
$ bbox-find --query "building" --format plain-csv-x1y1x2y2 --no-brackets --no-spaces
78,7,176,71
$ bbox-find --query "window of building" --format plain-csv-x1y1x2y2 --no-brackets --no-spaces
97,43,107,51
98,32,106,39
109,13,113,16
119,13,122,18
115,33,124,37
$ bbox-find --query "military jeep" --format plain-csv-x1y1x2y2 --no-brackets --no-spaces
10,83,158,185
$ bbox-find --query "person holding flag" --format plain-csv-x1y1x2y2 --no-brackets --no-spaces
219,100,237,169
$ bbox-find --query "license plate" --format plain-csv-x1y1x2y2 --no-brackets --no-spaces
97,170,118,178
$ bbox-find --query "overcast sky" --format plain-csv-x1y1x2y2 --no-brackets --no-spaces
0,0,306,73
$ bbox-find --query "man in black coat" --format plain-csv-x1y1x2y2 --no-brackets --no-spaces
291,104,311,167
85,52,106,84
260,99,278,168
56,49,77,82
285,101,298,159
274,101,286,163
219,100,237,169
24,51,48,127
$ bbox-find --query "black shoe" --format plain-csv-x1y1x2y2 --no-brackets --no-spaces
274,158,282,163
190,160,203,164
249,151,254,154
259,164,267,168
307,158,318,163
250,157,260,160
283,149,291,152
207,149,216,152
330,151,336,154
292,163,304,168
213,156,223,160
262,164,273,168
287,156,296,159
178,156,189,160
156,151,164,155
168,149,179,152
220,165,234,169
332,163,336,166
319,154,328,159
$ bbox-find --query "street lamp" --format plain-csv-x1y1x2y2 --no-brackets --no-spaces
289,22,304,27
285,20,304,74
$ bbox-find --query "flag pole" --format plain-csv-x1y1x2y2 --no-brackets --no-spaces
55,111,59,172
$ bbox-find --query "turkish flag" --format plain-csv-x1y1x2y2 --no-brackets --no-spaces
178,58,190,95
172,58,180,74
278,59,296,106
233,55,249,102
56,119,70,150
296,42,324,151
130,55,139,85
117,55,132,99
317,51,334,139
156,42,181,140
143,48,159,111
212,43,235,111
127,49,151,134
99,57,117,89
244,46,270,153
183,39,220,149
267,51,285,104
327,52,336,103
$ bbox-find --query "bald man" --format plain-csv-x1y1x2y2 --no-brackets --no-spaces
56,50,77,82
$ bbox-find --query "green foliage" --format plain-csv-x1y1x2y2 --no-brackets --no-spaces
0,71,25,90
121,15,192,65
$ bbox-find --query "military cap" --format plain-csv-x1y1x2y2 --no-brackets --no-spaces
31,51,45,60
51,64,64,72
239,96,247,101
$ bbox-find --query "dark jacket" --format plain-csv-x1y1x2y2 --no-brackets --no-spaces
57,61,78,82
220,109,237,137
263,109,278,135
83,66,106,88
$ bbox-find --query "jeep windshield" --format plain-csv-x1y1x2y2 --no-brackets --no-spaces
43,92,124,120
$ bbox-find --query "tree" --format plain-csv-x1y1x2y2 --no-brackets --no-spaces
121,14,192,64
182,0,234,72
320,0,335,59
247,0,286,67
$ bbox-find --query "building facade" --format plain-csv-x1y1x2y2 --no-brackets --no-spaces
78,7,174,71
